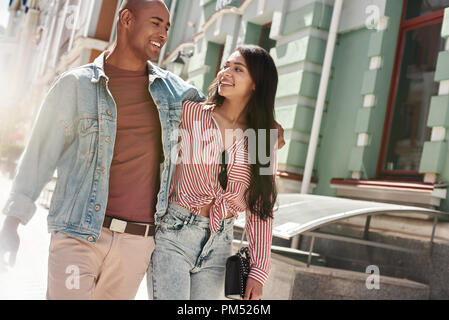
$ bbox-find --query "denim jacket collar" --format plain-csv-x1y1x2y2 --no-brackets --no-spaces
91,51,168,84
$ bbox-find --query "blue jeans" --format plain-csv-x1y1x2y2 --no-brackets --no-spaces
150,203,234,300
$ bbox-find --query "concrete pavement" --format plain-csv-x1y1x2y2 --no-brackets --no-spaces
0,175,149,300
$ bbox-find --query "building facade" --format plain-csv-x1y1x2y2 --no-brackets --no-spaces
1,0,129,137
162,0,449,214
3,0,449,214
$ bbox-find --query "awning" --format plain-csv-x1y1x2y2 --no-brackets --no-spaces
234,194,448,263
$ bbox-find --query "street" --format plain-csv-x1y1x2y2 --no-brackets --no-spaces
0,175,149,300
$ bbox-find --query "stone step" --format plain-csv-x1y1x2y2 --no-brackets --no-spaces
264,253,430,300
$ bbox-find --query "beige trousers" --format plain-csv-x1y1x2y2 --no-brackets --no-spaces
46,227,154,300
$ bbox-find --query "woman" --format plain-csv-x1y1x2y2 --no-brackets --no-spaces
151,45,278,300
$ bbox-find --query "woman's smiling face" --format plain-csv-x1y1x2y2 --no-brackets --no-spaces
216,50,255,101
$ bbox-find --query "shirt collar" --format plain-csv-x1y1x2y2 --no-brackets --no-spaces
91,51,168,84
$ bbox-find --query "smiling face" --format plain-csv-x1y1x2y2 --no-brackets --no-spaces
216,50,256,102
120,1,170,62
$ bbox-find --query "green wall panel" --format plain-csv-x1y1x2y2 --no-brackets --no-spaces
361,69,379,95
348,147,365,172
277,139,309,168
314,28,372,195
419,141,447,173
367,31,385,57
428,95,449,127
441,7,449,38
271,36,326,67
313,0,403,196
275,105,314,132
282,2,332,36
429,7,449,212
165,0,188,56
202,0,217,23
355,108,372,133
244,22,262,45
202,41,223,93
435,51,449,82
277,71,321,99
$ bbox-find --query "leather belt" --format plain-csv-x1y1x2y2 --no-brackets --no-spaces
103,215,155,237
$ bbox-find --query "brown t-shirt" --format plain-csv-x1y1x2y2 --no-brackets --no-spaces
104,62,162,223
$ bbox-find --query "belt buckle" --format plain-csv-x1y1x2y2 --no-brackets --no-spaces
110,218,127,233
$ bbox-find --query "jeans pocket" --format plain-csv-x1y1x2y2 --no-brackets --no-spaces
222,228,234,244
160,212,186,231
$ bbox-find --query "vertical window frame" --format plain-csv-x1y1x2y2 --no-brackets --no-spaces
376,0,446,180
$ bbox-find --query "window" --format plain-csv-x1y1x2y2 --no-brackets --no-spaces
215,43,225,75
164,0,173,10
200,42,224,93
377,0,447,179
405,0,449,20
245,22,276,52
259,23,276,52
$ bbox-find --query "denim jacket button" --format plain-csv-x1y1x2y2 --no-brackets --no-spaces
94,205,101,211
107,110,113,116
87,236,95,242
105,137,111,142
100,168,105,173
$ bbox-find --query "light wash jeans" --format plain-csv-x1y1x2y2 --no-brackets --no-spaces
150,203,234,300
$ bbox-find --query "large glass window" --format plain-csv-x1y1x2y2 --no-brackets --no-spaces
244,22,276,52
384,23,444,172
405,0,449,20
378,1,446,178
259,23,276,52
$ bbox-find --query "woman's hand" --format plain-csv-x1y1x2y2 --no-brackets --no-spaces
274,121,285,149
243,278,263,300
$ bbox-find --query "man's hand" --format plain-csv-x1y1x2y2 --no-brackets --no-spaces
274,121,285,149
242,277,263,300
0,216,21,272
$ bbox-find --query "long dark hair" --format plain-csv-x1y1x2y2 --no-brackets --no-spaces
206,45,278,220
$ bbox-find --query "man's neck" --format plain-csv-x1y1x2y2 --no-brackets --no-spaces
105,45,148,72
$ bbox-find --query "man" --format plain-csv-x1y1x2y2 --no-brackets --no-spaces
0,0,204,299
0,0,285,300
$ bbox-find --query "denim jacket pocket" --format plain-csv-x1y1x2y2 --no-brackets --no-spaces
78,117,99,159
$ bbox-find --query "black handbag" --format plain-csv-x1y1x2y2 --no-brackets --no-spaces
225,233,250,299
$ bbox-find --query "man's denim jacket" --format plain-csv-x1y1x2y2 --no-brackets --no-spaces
2,52,205,243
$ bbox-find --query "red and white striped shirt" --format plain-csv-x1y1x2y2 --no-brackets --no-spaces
169,101,277,285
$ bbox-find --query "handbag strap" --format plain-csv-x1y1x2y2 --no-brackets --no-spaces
239,228,246,248
239,211,248,250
